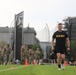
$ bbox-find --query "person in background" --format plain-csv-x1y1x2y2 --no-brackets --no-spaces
34,48,41,64
69,57,75,66
28,48,34,64
20,44,29,64
3,44,12,65
49,50,56,65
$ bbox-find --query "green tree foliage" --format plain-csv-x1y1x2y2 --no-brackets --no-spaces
0,41,7,47
32,44,40,51
28,44,44,59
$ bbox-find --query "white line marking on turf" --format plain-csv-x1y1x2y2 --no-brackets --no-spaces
0,65,30,72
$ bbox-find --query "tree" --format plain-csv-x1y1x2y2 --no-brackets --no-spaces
28,44,44,59
0,41,7,47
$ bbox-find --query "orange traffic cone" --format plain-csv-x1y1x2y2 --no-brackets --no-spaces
34,59,37,65
25,59,28,66
64,61,66,66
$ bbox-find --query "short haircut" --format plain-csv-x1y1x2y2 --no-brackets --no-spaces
58,23,62,25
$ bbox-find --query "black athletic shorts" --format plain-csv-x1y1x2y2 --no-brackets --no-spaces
50,54,55,59
54,46,66,54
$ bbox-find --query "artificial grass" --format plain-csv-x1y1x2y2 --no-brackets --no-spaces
0,64,76,75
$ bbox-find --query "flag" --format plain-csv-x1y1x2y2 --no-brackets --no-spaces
15,11,24,28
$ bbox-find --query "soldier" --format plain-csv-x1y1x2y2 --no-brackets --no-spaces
34,48,41,64
28,48,34,64
20,44,29,64
3,44,12,65
52,23,70,70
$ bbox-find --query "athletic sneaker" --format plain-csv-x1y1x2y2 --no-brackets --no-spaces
58,68,61,70
61,65,65,70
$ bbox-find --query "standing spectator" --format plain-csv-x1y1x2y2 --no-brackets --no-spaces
29,48,34,64
34,48,41,64
3,44,12,65
69,57,75,66
49,50,56,65
20,44,29,64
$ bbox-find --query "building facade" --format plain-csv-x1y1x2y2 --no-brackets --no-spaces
63,17,76,40
63,17,76,58
39,42,51,59
0,26,39,46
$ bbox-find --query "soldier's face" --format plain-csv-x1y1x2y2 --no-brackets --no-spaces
25,44,28,47
29,49,32,51
7,44,9,47
58,24,62,31
37,48,39,50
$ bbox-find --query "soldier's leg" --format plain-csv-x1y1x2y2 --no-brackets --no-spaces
2,56,3,65
3,55,7,65
29,59,31,64
21,55,24,64
8,56,12,64
30,59,32,64
57,53,61,69
38,58,40,64
1,56,3,65
21,55,23,64
0,56,1,65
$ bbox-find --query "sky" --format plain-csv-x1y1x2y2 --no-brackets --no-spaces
0,0,76,32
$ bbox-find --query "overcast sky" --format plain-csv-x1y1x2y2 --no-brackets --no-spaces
0,0,76,31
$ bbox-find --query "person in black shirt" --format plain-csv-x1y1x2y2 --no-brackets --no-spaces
49,50,56,65
52,23,70,70
69,57,75,66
